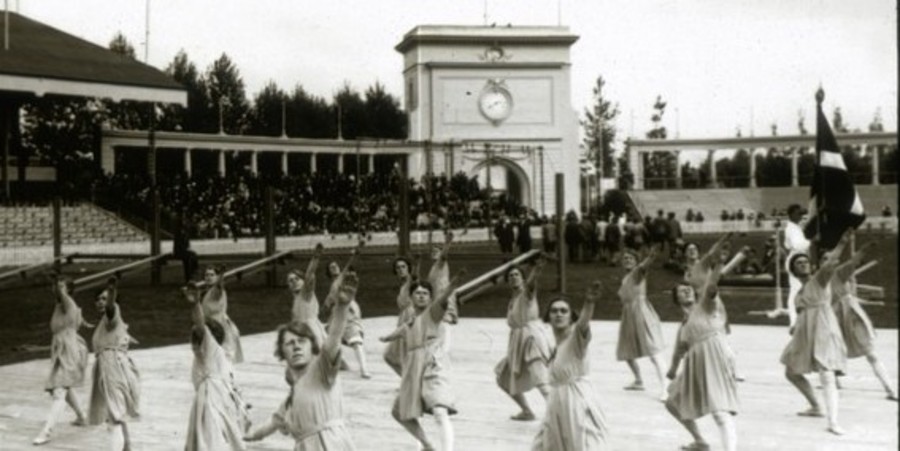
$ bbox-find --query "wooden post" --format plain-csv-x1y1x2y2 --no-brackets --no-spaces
52,196,62,273
265,185,276,287
148,103,161,285
556,173,566,293
398,157,410,256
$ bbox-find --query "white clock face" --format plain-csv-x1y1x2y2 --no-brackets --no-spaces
479,89,512,123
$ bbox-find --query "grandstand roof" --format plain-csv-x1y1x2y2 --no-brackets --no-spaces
0,12,185,105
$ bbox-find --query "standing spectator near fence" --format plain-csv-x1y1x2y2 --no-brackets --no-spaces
581,215,598,262
596,214,609,264
495,216,516,255
666,212,683,260
516,215,533,254
564,212,584,263
650,210,670,253
605,215,622,266
541,216,557,254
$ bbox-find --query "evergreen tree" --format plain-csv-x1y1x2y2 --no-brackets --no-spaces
581,76,619,180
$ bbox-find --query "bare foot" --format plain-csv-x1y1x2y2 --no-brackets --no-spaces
510,411,536,421
679,441,710,450
32,431,51,446
797,407,824,417
827,425,846,435
623,382,645,391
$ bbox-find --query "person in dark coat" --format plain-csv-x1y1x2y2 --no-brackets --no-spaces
173,212,199,283
564,211,584,263
516,215,533,253
495,216,516,255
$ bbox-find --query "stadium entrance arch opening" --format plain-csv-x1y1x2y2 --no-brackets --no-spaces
471,157,531,209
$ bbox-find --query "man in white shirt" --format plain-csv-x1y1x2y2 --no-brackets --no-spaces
782,204,810,327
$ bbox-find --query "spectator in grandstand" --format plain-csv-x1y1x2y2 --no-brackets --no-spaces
173,212,199,283
564,211,584,263
685,208,695,222
625,216,647,252
516,215,533,253
541,216,557,254
735,209,745,221
694,211,705,222
596,214,609,264
666,212,683,259
605,215,623,266
650,210,670,250
882,205,893,217
720,210,731,221
495,216,516,255
761,237,778,275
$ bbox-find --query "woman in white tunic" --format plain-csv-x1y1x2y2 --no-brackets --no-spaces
243,273,361,450
323,257,370,379
88,278,140,451
381,274,463,451
532,281,609,450
182,286,248,451
199,266,243,364
289,243,325,332
383,256,417,376
33,277,89,446
829,242,897,400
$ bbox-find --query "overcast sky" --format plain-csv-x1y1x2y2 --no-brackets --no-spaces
13,0,899,148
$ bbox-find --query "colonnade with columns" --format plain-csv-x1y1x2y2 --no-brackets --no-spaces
626,132,897,190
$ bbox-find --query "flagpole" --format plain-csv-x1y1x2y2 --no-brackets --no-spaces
812,86,826,262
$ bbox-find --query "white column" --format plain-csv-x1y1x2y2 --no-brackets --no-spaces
281,152,289,175
368,153,374,174
791,147,799,187
310,153,317,172
749,148,757,187
337,154,344,173
708,149,717,187
183,149,192,176
869,144,879,185
218,150,226,177
250,151,258,175
101,143,115,174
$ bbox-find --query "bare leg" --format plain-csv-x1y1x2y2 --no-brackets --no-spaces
865,352,898,399
785,371,822,415
819,370,844,435
108,423,124,451
624,360,644,389
433,407,454,451
121,422,132,451
536,383,550,400
34,388,67,444
65,388,86,425
649,354,668,400
712,411,737,451
352,343,371,378
392,403,434,449
665,401,707,448
508,393,535,420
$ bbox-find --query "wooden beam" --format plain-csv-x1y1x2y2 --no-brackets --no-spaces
73,254,170,293
455,249,540,304
193,249,295,288
0,256,67,284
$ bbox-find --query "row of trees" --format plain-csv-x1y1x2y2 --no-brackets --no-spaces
17,33,408,181
580,76,897,192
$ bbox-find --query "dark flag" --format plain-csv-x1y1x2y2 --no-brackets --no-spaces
803,91,865,250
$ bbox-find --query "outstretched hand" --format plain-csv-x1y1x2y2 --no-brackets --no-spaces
585,281,602,304
181,286,198,304
336,273,359,306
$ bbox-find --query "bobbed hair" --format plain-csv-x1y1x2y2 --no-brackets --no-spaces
191,319,226,347
409,280,434,297
392,257,412,275
542,297,579,324
287,268,305,281
671,282,694,306
274,321,322,360
504,264,525,283
788,253,810,278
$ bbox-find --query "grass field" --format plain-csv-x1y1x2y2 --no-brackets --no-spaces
1,231,896,365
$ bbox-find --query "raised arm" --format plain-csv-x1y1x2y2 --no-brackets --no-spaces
301,243,324,297
813,231,851,286
437,231,454,263
54,278,76,314
833,241,875,283
634,246,659,281
525,256,546,297
576,281,602,333
182,286,205,330
700,233,733,270
721,246,748,276
104,277,119,320
379,324,408,343
429,270,466,323
323,273,360,361
699,260,724,314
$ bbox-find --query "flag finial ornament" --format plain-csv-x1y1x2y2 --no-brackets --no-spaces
815,87,825,104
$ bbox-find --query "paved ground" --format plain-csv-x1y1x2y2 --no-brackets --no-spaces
0,318,896,450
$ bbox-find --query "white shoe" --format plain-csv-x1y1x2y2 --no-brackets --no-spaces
32,431,51,446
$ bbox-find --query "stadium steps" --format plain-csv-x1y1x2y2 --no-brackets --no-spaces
0,203,148,248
